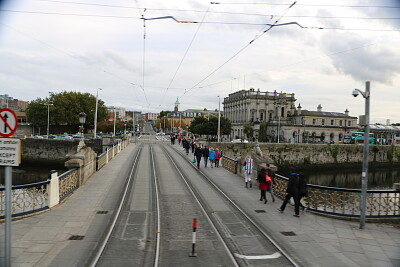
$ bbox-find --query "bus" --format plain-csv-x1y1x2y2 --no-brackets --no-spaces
343,131,375,145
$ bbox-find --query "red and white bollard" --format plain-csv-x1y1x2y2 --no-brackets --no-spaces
189,218,197,257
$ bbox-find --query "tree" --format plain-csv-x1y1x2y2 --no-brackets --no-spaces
26,91,107,132
155,117,171,131
259,122,267,142
243,123,254,140
158,110,171,119
189,115,232,136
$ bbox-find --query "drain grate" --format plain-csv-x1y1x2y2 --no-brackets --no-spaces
69,235,85,240
280,231,296,236
254,210,266,213
96,210,109,214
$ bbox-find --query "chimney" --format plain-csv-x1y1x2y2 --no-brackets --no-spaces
317,104,322,112
345,109,349,116
297,103,302,115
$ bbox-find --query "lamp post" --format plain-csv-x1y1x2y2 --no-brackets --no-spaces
94,88,101,138
217,95,221,142
45,103,53,139
352,81,370,229
113,107,116,137
77,112,86,152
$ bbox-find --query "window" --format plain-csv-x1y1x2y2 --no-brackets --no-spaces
331,120,334,126
348,121,351,126
260,113,264,121
339,120,342,126
313,118,316,125
269,113,272,120
281,107,285,117
322,119,325,126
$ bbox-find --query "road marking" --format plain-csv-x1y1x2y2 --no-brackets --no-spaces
234,252,282,260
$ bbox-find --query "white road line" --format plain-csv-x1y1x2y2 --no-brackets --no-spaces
234,252,282,260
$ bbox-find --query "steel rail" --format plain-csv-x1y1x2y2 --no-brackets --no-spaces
150,146,161,267
167,144,300,267
160,145,240,267
88,144,143,267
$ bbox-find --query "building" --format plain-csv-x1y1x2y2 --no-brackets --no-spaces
107,106,126,121
223,88,358,143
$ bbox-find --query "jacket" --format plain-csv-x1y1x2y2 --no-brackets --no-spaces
202,148,209,157
209,150,216,160
286,172,301,194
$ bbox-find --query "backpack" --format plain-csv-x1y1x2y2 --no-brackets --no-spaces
266,174,272,183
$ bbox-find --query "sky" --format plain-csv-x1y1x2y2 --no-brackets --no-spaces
0,0,399,124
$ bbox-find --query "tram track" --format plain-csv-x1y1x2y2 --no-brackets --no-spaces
88,140,299,266
164,144,300,267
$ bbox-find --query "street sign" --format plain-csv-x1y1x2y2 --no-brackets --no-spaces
0,108,18,137
0,138,21,166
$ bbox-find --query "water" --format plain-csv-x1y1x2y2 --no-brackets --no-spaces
0,164,67,186
301,167,400,190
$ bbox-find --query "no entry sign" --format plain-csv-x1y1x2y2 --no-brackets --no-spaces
0,108,18,137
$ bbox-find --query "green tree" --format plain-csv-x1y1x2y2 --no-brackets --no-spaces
27,91,107,131
189,115,232,136
243,123,254,140
158,110,171,119
155,117,171,131
258,122,267,142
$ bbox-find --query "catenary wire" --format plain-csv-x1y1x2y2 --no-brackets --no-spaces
210,2,400,8
159,7,210,108
180,1,298,99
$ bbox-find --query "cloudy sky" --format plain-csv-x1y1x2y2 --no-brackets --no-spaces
1,0,399,124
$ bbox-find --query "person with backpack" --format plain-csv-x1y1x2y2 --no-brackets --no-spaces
278,169,302,217
215,148,222,168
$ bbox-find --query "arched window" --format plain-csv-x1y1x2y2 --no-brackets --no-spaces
330,133,334,141
281,107,285,117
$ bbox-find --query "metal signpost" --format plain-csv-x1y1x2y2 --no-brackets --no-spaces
0,108,21,267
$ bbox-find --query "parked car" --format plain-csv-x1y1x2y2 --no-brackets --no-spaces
231,139,249,143
57,135,73,140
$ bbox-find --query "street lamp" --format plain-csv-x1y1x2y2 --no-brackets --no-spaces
79,112,86,136
94,88,102,138
45,103,53,138
353,81,371,229
217,95,221,142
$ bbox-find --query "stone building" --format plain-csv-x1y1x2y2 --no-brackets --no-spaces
223,88,358,143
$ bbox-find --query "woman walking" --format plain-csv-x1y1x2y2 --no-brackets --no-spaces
215,148,222,168
208,147,216,168
257,167,271,203
243,155,253,188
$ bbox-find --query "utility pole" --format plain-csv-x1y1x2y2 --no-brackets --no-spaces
217,95,221,142
94,88,101,138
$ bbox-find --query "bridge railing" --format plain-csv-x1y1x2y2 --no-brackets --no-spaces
59,168,79,201
273,174,400,219
0,180,50,219
221,155,238,174
1,140,131,220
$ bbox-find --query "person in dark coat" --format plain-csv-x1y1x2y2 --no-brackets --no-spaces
183,139,190,155
278,170,301,217
266,164,275,202
298,173,308,211
257,167,271,204
194,144,203,169
202,146,210,167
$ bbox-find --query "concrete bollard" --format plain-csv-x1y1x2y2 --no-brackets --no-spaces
48,170,59,208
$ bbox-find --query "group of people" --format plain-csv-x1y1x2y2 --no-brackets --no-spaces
175,136,223,170
243,155,308,217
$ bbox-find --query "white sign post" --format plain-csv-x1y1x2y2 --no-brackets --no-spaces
0,108,20,267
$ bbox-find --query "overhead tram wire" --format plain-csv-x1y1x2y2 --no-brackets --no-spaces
210,2,400,9
0,22,143,100
159,7,210,108
180,1,298,99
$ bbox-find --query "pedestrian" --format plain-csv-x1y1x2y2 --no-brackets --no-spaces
194,144,203,169
243,155,253,188
298,173,308,211
208,147,216,168
183,139,190,155
202,145,210,167
278,169,301,217
215,148,222,168
257,167,272,204
265,163,275,202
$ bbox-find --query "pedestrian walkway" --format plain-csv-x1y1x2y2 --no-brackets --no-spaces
172,144,400,267
0,144,139,266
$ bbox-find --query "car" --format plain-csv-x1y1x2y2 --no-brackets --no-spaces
72,133,82,138
231,139,249,143
57,135,73,140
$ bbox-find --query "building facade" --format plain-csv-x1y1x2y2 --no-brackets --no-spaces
223,88,358,143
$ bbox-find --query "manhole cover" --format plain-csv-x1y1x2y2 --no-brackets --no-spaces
255,210,266,213
69,235,85,240
97,211,109,214
280,231,296,236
